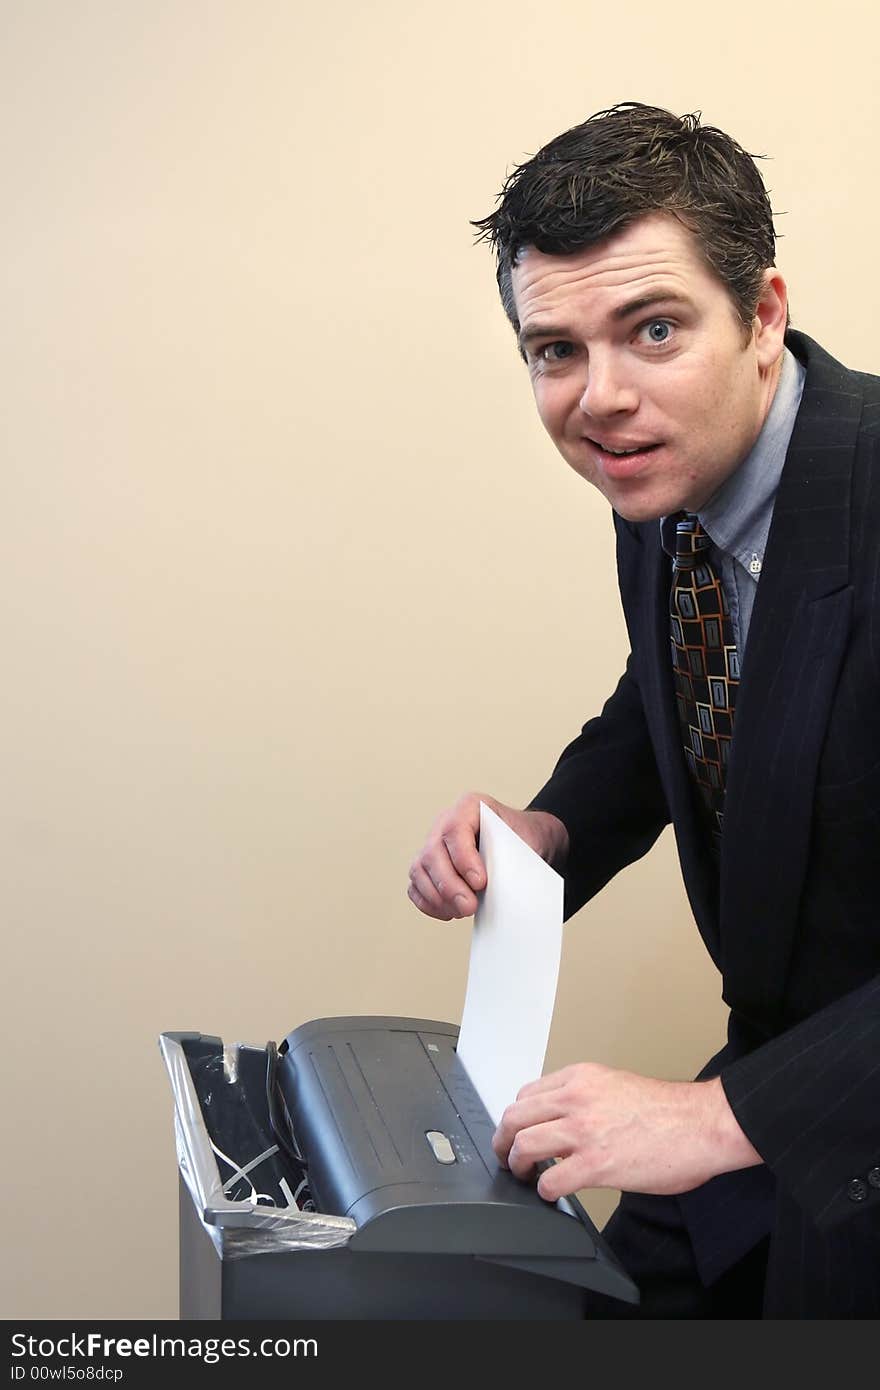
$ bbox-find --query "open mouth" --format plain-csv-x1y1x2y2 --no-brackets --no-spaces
587,439,663,475
588,439,662,458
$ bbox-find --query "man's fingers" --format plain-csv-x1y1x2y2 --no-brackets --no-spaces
506,1119,570,1182
536,1156,579,1203
406,792,495,921
406,881,454,921
408,862,455,917
443,824,487,893
410,835,481,915
408,854,476,918
492,1089,569,1162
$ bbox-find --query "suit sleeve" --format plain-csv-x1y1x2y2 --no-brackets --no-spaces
527,654,671,920
720,974,880,1235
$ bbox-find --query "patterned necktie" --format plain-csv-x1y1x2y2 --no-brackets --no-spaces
669,513,740,860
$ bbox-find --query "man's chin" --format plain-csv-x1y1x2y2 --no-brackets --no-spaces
607,495,670,525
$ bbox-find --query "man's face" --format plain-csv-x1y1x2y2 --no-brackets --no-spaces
511,212,787,522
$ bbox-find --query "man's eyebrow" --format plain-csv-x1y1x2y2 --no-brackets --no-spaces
611,292,692,321
517,323,569,353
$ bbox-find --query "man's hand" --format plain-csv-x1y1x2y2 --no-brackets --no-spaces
492,1064,763,1201
407,792,569,920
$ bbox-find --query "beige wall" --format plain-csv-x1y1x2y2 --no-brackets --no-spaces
2,0,876,1318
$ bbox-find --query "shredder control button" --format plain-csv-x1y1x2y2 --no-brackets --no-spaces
425,1130,457,1164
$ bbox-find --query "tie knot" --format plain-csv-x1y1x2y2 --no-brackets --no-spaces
673,512,709,572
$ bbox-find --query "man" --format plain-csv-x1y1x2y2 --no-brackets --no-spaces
407,104,880,1318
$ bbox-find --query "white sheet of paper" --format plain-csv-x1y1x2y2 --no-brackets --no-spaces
456,802,564,1126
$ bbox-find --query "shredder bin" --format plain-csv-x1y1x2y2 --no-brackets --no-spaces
161,1024,639,1319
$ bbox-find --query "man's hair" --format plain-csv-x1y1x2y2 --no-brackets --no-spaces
472,102,780,336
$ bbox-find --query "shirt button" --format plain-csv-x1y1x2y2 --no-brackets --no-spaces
847,1178,869,1202
868,1168,880,1189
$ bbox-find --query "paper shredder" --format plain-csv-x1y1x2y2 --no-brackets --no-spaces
162,1016,639,1318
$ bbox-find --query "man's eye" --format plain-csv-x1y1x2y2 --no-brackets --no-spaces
639,319,673,345
539,341,574,362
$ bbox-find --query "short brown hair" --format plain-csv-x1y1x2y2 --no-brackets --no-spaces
472,103,780,336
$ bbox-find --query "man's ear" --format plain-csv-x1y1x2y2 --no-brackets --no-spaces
753,269,788,369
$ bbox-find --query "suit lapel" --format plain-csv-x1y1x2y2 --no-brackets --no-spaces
718,334,860,1025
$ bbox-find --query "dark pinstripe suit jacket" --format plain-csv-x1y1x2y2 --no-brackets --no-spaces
529,331,880,1317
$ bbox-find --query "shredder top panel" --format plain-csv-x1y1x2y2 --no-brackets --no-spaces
277,1016,597,1257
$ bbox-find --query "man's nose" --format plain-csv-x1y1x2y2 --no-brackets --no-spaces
578,358,638,417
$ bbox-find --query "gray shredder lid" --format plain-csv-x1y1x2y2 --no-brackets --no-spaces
278,1015,638,1302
